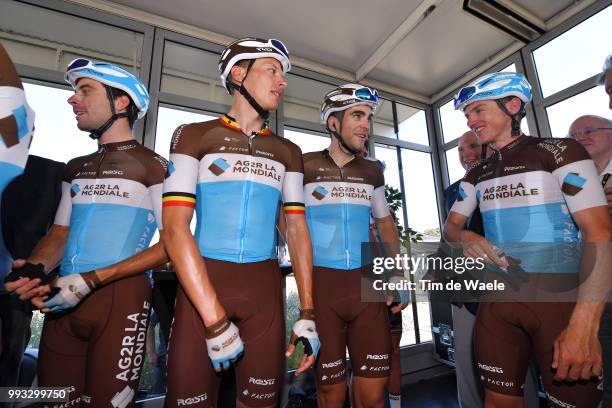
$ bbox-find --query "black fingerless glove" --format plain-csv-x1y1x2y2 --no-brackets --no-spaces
5,262,56,285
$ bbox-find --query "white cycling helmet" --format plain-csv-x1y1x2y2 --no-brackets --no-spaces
454,72,532,111
65,58,149,119
320,84,381,124
218,37,291,93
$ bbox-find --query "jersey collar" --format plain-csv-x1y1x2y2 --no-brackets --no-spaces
98,139,138,152
219,114,270,136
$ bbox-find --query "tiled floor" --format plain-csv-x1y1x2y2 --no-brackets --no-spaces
402,373,459,408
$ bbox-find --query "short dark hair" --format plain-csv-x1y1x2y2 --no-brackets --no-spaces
111,88,138,128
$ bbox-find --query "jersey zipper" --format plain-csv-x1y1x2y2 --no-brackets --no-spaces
73,145,107,273
329,155,352,269
238,132,257,262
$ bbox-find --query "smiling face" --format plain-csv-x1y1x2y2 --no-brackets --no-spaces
232,57,288,111
463,97,522,145
67,78,113,132
328,105,373,153
457,131,482,170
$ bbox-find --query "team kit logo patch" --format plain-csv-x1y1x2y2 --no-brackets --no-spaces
312,186,329,200
166,161,175,176
561,172,586,196
457,185,467,201
71,183,80,198
209,158,230,176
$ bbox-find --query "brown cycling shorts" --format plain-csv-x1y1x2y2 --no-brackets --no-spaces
38,274,151,408
313,266,391,386
475,301,602,406
165,258,285,408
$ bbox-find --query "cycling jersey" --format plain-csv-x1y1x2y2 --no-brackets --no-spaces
449,135,606,405
303,150,392,388
162,115,304,263
53,140,167,275
0,44,34,286
450,135,606,272
0,45,34,193
303,150,389,269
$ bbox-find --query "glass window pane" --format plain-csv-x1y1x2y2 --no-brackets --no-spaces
397,106,429,146
161,41,231,107
154,106,216,159
25,83,97,163
533,5,612,98
284,74,335,125
417,302,433,342
546,87,610,138
399,307,416,347
445,146,465,184
401,150,440,240
374,144,404,228
373,99,395,138
150,106,213,244
283,129,330,153
439,99,469,144
0,2,144,75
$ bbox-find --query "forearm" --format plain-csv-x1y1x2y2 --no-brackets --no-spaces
286,218,314,310
164,225,224,326
442,222,464,243
27,225,68,273
95,240,169,285
442,212,470,244
572,234,611,328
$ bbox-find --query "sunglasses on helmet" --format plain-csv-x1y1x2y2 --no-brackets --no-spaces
270,39,289,58
454,86,476,110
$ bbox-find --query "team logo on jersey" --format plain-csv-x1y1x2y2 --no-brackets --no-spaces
166,161,175,178
457,185,467,201
561,172,586,196
312,186,329,200
13,105,30,141
208,158,231,176
71,183,80,198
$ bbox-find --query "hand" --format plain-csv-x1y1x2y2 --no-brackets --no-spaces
386,275,410,313
205,316,244,371
552,320,602,381
43,271,101,313
459,231,508,269
31,295,52,313
286,309,319,376
4,261,52,300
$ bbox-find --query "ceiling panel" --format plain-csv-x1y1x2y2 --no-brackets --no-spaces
512,0,576,21
85,0,584,99
112,0,424,72
366,0,515,96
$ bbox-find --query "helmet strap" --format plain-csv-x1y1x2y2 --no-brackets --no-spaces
228,59,270,121
495,99,526,137
88,86,129,140
327,112,358,156
479,144,488,165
